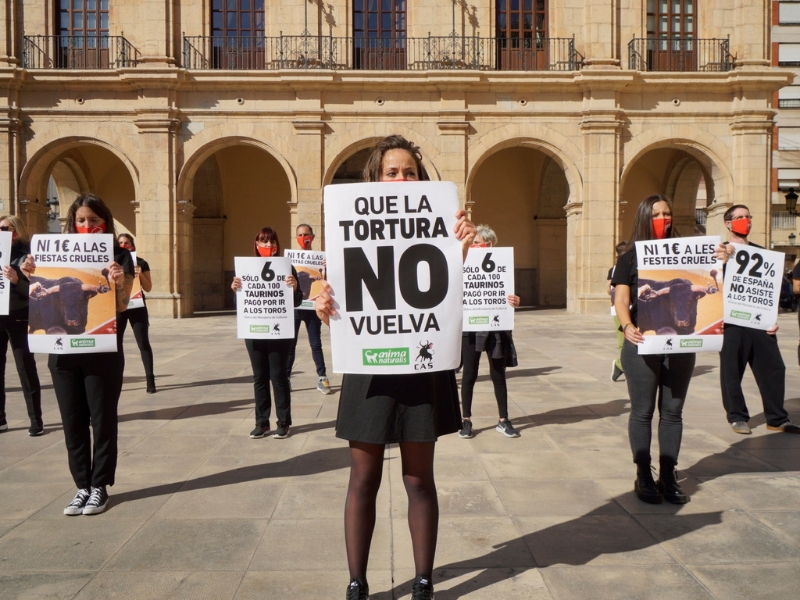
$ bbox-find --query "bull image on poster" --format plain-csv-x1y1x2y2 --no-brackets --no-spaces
635,236,724,355
284,250,325,310
27,234,118,354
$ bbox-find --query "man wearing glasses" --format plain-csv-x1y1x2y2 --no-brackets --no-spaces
720,205,800,435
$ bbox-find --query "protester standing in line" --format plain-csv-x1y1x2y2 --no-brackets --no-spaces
458,224,521,439
286,223,333,395
0,215,43,436
232,228,303,440
717,204,800,435
793,260,800,366
608,241,627,383
22,194,135,515
315,134,476,600
612,194,694,505
117,234,157,394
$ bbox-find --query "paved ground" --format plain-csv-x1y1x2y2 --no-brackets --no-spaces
2,309,800,599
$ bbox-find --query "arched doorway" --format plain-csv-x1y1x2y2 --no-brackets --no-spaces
469,146,568,307
190,144,292,311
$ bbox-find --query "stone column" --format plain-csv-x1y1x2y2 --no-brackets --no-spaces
730,115,774,247
437,120,469,205
582,0,619,69
0,0,18,67
139,0,176,65
0,100,19,220
292,118,325,246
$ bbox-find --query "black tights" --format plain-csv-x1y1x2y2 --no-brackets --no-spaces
345,441,438,582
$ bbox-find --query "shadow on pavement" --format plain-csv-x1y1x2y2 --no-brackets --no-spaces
475,366,561,383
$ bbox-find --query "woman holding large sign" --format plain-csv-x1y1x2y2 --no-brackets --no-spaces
117,234,157,394
316,135,475,600
0,215,43,436
23,194,134,515
612,195,694,505
231,228,302,440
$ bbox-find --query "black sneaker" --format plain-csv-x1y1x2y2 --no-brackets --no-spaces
0,418,7,432
346,578,369,600
459,419,473,439
82,486,109,515
28,420,44,436
250,423,270,439
411,575,434,600
63,488,91,515
273,422,290,439
496,419,520,438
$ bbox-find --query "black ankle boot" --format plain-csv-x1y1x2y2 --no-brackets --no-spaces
146,375,157,394
658,458,689,504
634,461,662,504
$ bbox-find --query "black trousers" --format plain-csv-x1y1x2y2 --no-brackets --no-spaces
0,309,42,424
246,338,292,427
720,325,788,426
460,333,508,420
286,309,327,378
50,352,124,489
117,307,154,377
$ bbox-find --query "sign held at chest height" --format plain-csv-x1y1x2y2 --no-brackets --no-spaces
463,247,515,331
285,250,325,310
324,182,463,374
235,257,294,339
0,231,12,316
723,244,783,331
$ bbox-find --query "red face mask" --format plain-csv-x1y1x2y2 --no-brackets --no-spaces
256,245,277,257
296,235,313,249
76,223,107,234
652,217,672,240
730,219,751,236
471,243,489,248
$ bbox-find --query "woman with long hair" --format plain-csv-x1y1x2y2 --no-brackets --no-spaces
612,194,694,505
231,228,303,439
316,135,476,600
0,215,43,436
117,233,157,393
23,194,135,515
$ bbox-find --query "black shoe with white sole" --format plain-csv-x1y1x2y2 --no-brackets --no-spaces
273,422,290,439
346,578,369,600
82,486,109,515
28,420,44,436
459,419,473,439
250,423,270,438
496,419,520,438
64,488,91,515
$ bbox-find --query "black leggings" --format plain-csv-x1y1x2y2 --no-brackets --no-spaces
460,333,508,420
0,310,42,424
245,338,292,426
117,307,154,377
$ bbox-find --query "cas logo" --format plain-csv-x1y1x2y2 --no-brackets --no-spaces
663,338,674,351
415,340,435,370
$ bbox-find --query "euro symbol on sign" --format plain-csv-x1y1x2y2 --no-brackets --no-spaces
672,243,680,254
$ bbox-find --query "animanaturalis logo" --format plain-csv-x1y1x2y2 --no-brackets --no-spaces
680,339,703,348
362,348,410,366
468,316,490,325
70,339,95,348
250,325,271,333
729,310,751,320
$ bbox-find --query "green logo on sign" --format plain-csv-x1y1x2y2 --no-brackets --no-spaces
679,339,703,348
468,316,491,325
250,325,271,333
730,310,751,320
70,338,96,348
362,348,410,366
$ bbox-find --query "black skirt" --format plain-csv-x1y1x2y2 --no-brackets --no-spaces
336,370,462,444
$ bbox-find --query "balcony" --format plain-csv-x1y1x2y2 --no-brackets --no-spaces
22,35,140,69
628,37,732,72
773,211,797,230
182,34,580,72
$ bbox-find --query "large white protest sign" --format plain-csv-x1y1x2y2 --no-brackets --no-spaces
285,250,325,310
0,231,13,315
324,181,463,374
635,236,724,355
723,244,783,331
463,247,515,331
28,234,117,354
234,257,294,339
127,251,145,310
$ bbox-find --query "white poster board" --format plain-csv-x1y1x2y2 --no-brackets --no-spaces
285,249,325,310
462,247,515,331
28,234,118,354
635,236,724,354
0,231,13,315
234,257,294,339
723,244,783,331
127,251,145,310
324,181,463,374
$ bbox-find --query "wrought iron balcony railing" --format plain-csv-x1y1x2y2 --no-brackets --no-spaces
182,34,580,72
628,36,732,72
772,211,797,230
23,35,140,69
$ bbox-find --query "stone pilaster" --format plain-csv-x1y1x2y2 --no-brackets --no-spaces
437,119,469,205
292,118,325,246
582,0,619,69
0,100,19,220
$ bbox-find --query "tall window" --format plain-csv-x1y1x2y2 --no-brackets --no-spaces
353,0,407,70
645,0,696,70
647,0,694,39
495,0,548,70
57,0,109,37
210,0,266,69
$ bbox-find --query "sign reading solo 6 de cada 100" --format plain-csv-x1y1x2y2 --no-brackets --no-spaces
324,181,463,374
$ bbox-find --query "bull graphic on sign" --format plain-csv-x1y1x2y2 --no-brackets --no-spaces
273,324,281,335
416,340,434,364
54,338,64,350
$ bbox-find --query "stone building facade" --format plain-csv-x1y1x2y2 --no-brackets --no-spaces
0,0,790,316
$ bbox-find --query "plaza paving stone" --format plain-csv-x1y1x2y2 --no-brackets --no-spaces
2,309,800,598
